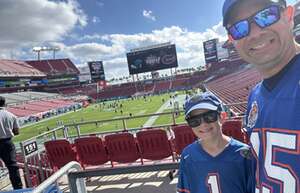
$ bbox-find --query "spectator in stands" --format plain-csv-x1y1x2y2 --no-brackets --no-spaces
177,92,255,193
222,0,300,192
0,96,23,189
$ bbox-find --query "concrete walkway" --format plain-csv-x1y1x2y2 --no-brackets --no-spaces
60,171,178,193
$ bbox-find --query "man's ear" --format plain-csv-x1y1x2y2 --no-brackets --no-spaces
285,5,295,22
220,112,227,124
228,34,234,42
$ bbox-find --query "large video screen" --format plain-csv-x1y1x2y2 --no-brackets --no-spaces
88,61,105,82
203,39,218,64
127,44,178,75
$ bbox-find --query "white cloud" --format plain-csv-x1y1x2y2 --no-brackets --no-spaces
0,4,227,80
0,0,87,58
143,10,156,21
96,1,104,7
64,43,125,63
92,16,101,24
60,22,227,79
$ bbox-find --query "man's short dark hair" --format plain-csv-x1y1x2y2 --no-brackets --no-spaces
0,96,6,107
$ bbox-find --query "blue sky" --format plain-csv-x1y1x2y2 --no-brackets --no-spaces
0,0,297,79
74,0,222,35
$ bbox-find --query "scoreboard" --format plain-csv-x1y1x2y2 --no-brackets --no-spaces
127,44,178,75
203,39,218,64
88,61,105,82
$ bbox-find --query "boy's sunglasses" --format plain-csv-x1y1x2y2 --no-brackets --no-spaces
227,5,282,40
186,110,219,128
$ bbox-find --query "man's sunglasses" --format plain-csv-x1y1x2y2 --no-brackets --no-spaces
186,110,219,128
227,5,282,40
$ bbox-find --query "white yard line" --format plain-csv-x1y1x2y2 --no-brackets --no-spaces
143,95,186,127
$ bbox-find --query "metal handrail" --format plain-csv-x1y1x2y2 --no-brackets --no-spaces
31,161,86,193
64,111,181,127
22,125,65,142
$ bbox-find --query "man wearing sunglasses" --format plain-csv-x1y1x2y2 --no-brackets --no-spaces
177,92,256,193
223,0,300,193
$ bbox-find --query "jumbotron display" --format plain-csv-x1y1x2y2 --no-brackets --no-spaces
126,44,178,75
203,39,218,64
88,61,105,82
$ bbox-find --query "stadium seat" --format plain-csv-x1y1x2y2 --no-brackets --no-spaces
136,129,175,162
44,139,77,170
222,120,247,143
206,67,262,115
74,137,109,169
38,151,54,182
22,154,40,187
172,125,197,156
104,132,141,167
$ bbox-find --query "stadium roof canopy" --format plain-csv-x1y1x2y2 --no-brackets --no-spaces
0,59,46,78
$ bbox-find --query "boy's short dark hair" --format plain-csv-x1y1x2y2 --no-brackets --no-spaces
0,96,6,107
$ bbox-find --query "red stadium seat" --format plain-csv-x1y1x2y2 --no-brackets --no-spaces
104,132,141,167
44,139,77,170
74,137,109,168
172,125,197,156
222,120,247,143
136,129,175,162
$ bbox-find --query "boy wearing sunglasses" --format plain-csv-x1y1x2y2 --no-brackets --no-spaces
223,0,300,193
177,92,256,193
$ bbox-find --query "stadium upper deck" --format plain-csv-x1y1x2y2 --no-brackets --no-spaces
0,59,80,90
26,58,80,77
0,60,45,78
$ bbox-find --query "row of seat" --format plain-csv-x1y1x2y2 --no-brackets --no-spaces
50,59,246,99
44,120,247,171
206,68,262,115
8,99,76,117
45,129,175,170
26,59,79,76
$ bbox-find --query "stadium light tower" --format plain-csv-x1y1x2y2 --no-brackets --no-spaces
32,46,60,60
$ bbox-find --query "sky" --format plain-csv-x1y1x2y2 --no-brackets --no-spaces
0,0,297,79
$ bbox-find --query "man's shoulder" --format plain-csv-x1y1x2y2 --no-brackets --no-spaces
229,138,249,150
0,109,16,117
229,139,253,160
250,81,263,94
247,81,264,105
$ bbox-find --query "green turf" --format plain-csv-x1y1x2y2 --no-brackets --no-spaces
153,109,185,126
14,93,186,142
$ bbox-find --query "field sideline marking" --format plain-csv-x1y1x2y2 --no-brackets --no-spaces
143,95,185,127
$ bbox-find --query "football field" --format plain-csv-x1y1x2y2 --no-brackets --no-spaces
14,93,188,142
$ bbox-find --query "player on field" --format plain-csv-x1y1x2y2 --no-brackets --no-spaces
177,92,256,193
222,0,300,192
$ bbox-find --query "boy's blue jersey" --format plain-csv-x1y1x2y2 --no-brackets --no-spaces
246,54,300,193
177,138,255,193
